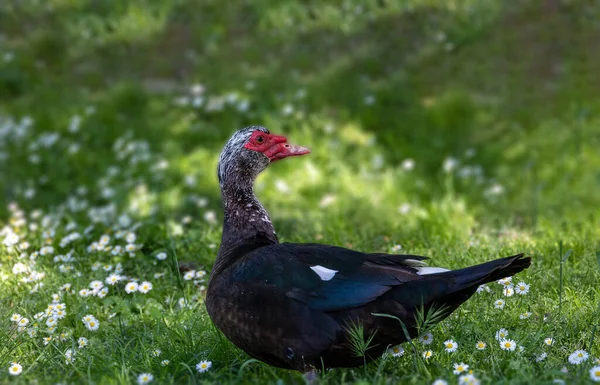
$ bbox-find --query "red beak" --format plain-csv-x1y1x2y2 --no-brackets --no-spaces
264,135,310,162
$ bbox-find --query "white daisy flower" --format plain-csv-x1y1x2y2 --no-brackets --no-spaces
196,360,212,373
519,312,532,319
10,313,22,322
90,280,104,291
54,309,67,319
99,235,111,245
65,348,76,364
126,233,137,243
106,273,121,285
46,316,58,327
125,244,137,252
79,288,91,297
432,380,448,385
8,362,23,376
196,270,207,279
423,350,433,360
85,319,99,331
499,339,517,351
139,281,153,294
515,281,530,295
458,373,480,385
590,366,600,382
544,338,554,346
82,315,99,331
97,287,109,298
17,317,29,327
497,277,512,286
503,286,514,297
125,282,139,293
568,350,589,365
137,373,153,384
40,246,54,256
78,337,88,348
494,299,505,309
161,360,170,366
475,341,486,350
387,345,404,357
536,352,547,362
476,284,491,293
156,252,167,261
12,263,28,274
183,271,195,281
453,362,469,375
495,328,509,341
444,339,458,353
151,349,161,357
419,332,433,345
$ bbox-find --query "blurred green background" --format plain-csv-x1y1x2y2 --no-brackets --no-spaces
1,0,599,248
2,1,600,383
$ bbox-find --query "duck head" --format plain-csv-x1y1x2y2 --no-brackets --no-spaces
218,126,310,187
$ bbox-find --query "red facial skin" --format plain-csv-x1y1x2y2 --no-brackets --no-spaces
244,131,310,162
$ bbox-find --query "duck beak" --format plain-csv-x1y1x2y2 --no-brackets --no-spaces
264,135,310,162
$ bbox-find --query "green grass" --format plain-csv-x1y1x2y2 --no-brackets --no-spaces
1,0,600,383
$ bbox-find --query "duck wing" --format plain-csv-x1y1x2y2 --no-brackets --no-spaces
231,242,429,312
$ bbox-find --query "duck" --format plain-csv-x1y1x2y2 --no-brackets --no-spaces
205,126,531,374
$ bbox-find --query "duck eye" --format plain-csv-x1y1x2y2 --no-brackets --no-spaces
256,136,264,144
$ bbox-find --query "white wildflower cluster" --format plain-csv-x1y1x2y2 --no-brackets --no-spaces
172,83,252,116
483,277,531,311
182,269,207,286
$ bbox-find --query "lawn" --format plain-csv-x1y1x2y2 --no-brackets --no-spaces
1,0,600,384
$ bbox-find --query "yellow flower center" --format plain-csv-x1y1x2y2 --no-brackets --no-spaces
201,364,207,368
577,353,583,357
12,367,18,372
447,343,452,348
595,370,600,376
458,366,463,371
89,322,95,327
505,343,511,348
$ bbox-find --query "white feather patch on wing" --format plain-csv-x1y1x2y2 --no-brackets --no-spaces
310,265,338,281
416,267,451,275
403,259,429,267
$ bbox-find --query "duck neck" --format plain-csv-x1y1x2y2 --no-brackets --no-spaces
213,181,278,277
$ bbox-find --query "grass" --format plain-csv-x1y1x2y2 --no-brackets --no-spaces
1,0,600,383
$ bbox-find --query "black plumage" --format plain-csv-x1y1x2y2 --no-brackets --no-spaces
206,127,531,372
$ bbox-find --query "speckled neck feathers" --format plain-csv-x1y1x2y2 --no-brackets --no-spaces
213,127,278,277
